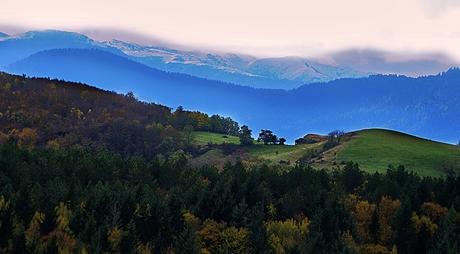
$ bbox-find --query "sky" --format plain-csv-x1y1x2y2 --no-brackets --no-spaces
1,0,460,72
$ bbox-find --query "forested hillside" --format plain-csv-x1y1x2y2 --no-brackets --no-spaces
1,139,460,253
0,72,239,160
1,72,460,253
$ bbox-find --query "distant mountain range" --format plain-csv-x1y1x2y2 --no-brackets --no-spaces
1,29,460,144
107,39,370,89
0,30,370,89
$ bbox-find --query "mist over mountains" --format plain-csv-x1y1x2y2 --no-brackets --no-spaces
107,39,370,89
1,30,460,144
329,49,456,77
0,30,376,89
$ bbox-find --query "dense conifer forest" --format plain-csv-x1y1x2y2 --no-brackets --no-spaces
1,72,460,253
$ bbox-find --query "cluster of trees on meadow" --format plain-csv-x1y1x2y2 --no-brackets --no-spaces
295,130,345,148
1,72,460,253
257,130,286,145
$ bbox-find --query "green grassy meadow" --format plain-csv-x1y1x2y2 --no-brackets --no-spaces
246,143,321,164
193,129,460,177
194,131,241,145
194,131,320,164
337,129,460,177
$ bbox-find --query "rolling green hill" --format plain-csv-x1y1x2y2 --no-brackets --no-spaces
193,129,460,177
334,129,460,177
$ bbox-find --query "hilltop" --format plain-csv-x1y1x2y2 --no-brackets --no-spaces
335,129,460,177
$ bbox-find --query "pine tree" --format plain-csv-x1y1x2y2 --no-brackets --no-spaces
175,224,200,254
412,221,432,253
306,197,353,254
391,196,416,254
120,219,139,254
428,206,459,254
341,161,364,193
248,203,268,253
369,207,380,243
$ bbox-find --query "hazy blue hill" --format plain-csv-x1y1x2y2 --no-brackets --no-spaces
3,48,260,115
3,47,460,144
0,32,8,37
285,71,460,142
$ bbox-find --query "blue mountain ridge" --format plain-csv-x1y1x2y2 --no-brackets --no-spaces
0,30,371,90
3,48,460,144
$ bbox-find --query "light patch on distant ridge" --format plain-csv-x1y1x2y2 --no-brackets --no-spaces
418,0,460,18
329,49,458,77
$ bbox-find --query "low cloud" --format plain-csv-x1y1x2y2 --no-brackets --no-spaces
77,27,176,47
417,0,460,18
326,49,459,77
0,24,32,35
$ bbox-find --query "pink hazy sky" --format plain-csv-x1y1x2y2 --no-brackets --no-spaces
1,0,460,60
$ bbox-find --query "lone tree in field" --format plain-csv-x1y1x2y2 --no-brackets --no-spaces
239,125,253,146
278,137,286,145
323,130,345,150
329,130,345,145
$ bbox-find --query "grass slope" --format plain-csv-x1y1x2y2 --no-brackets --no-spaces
337,129,460,177
195,132,241,145
193,131,320,167
246,143,322,164
193,129,460,177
